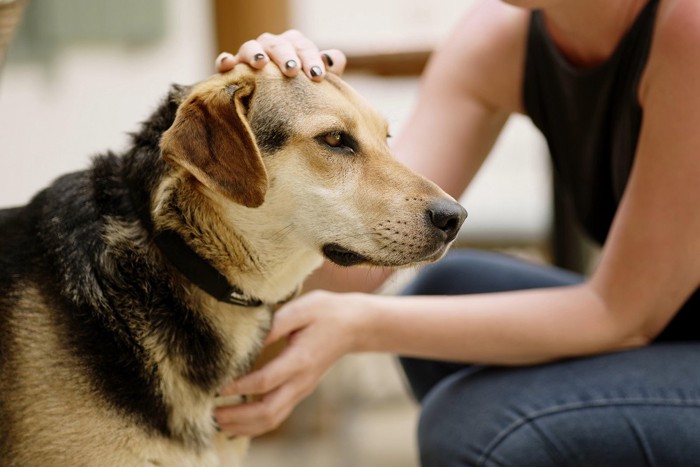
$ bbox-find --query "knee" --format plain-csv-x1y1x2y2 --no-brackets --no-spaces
415,374,562,467
415,377,488,466
417,404,562,467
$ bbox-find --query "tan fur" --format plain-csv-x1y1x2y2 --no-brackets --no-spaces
2,64,463,466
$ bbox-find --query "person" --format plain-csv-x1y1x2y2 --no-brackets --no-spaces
213,0,700,465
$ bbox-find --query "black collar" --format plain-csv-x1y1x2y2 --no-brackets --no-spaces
153,229,265,307
129,184,267,307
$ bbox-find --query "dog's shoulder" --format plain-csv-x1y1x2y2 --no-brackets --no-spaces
0,205,37,287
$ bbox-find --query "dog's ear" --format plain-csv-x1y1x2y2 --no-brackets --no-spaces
160,77,267,208
167,83,193,105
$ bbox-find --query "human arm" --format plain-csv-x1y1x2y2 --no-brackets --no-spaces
215,0,700,437
347,0,700,363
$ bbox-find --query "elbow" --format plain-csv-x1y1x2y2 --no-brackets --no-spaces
615,331,652,351
582,283,663,354
598,314,656,353
604,314,668,353
610,308,676,351
625,318,672,349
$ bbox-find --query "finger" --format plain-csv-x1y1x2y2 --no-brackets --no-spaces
263,300,311,345
218,369,264,397
215,385,297,437
319,49,347,75
214,402,279,438
286,35,326,81
257,33,301,77
219,346,301,397
215,52,236,73
234,40,270,70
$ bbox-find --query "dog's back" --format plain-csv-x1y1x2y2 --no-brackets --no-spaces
0,163,175,465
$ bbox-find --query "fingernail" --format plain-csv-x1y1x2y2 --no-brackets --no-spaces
285,59,298,70
217,53,232,66
322,53,334,67
310,66,323,78
254,53,266,61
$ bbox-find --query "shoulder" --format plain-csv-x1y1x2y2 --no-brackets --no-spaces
640,0,700,103
423,0,531,113
655,0,700,42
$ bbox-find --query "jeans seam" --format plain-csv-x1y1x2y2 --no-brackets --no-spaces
619,409,655,467
477,398,700,466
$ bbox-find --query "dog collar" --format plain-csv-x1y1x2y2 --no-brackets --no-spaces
153,229,265,308
129,183,276,307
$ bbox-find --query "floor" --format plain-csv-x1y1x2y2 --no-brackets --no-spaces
243,354,421,467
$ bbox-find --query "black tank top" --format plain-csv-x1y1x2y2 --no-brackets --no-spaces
523,0,700,341
523,0,659,245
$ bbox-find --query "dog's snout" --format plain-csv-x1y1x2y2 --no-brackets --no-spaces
427,200,467,242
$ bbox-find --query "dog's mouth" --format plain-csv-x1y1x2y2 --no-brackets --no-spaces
322,243,369,267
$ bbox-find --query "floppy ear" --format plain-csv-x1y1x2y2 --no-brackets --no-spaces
160,77,268,208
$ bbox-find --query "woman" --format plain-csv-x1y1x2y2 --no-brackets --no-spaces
214,0,700,464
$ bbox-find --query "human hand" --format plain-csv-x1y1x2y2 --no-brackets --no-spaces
214,29,347,82
214,291,369,437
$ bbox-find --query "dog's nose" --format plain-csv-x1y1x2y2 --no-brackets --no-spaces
427,199,467,242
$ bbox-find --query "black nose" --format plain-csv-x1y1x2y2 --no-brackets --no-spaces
427,199,468,242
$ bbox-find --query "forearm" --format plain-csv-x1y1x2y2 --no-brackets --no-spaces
355,284,649,365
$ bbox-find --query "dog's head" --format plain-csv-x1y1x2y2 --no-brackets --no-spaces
160,65,466,271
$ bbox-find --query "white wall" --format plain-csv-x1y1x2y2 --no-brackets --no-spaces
290,0,473,52
0,0,215,206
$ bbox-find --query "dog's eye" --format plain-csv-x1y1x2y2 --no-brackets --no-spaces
317,131,358,154
323,132,343,148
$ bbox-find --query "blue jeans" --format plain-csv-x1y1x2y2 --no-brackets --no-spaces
400,250,700,467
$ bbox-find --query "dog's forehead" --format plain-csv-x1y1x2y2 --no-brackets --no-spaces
192,66,388,139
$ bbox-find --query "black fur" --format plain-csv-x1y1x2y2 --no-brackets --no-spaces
250,115,290,154
0,86,233,441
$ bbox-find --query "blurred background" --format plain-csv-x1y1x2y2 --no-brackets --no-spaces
0,1,564,466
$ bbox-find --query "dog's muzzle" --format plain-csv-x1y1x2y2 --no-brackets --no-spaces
322,199,467,267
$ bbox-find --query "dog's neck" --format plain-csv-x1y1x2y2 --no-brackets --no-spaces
151,229,270,307
134,188,286,308
123,90,322,308
147,174,322,308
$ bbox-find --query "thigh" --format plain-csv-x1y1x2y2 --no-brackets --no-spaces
400,249,583,401
418,342,700,467
401,249,583,297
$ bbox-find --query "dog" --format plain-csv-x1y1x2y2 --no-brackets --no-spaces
0,64,466,466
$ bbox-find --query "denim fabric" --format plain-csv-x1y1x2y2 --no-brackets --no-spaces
399,250,700,467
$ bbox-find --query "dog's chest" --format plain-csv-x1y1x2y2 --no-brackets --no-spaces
160,301,273,444
214,302,274,378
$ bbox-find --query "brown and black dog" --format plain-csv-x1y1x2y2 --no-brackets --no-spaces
0,64,466,466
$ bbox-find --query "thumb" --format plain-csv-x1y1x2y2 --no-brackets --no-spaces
264,300,310,345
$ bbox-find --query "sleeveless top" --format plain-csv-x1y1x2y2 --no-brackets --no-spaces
523,0,700,341
524,0,659,245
